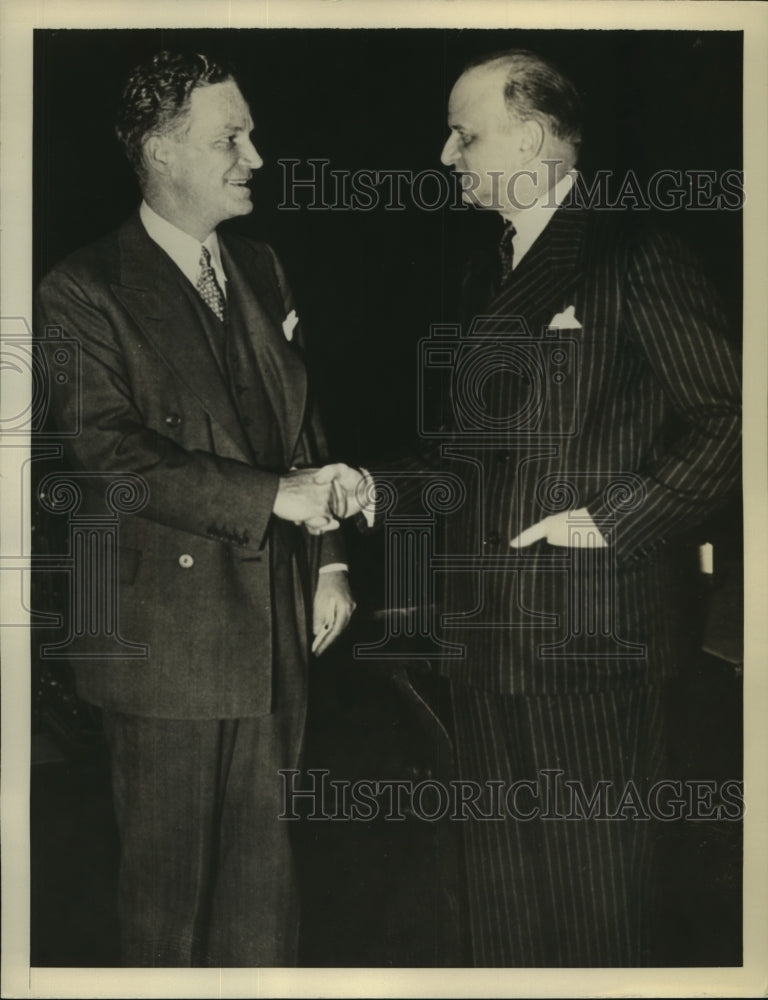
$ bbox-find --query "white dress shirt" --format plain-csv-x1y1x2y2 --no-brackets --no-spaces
139,201,347,575
361,171,578,530
139,200,228,298
502,170,575,269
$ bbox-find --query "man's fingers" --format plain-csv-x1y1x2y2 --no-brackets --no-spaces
509,518,551,548
312,611,339,655
329,477,347,518
311,624,330,655
312,592,356,654
274,468,336,523
313,463,346,485
321,613,345,654
305,515,340,535
312,604,326,640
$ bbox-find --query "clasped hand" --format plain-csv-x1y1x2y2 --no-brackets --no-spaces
272,464,367,535
275,472,608,547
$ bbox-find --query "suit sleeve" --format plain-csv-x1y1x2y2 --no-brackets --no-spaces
36,266,279,552
265,246,347,569
586,229,741,561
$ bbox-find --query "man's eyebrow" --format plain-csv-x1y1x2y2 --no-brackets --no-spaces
216,121,253,135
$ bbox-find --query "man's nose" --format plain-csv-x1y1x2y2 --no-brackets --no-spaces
441,132,459,167
241,139,263,170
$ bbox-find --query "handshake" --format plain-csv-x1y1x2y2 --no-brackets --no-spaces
272,464,372,534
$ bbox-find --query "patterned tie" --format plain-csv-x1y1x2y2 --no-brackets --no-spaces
498,221,517,285
196,245,226,322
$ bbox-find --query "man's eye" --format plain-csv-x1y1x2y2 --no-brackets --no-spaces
459,134,474,148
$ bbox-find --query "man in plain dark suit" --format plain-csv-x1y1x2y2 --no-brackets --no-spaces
35,51,354,967
328,50,741,965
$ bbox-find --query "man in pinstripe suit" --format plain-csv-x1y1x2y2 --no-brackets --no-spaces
324,49,741,966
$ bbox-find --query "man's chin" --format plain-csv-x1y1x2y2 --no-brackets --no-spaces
460,190,501,212
228,191,254,214
460,188,482,208
458,185,498,211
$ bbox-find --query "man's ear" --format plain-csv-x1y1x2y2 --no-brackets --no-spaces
518,118,545,163
143,134,173,176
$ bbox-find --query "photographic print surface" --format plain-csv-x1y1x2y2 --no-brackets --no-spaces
2,2,766,998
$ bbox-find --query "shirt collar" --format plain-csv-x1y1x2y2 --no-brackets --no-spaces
139,200,227,295
502,170,575,270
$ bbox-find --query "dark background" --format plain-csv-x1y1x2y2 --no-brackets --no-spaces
34,28,743,461
31,28,743,968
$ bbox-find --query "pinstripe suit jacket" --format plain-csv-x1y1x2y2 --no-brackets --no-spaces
379,202,741,695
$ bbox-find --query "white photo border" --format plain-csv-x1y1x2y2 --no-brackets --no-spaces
2,2,766,997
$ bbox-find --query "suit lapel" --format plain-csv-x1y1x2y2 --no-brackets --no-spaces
111,215,252,456
483,203,588,332
220,237,307,466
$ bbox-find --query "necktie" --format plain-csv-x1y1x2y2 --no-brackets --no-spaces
196,245,226,322
498,221,516,285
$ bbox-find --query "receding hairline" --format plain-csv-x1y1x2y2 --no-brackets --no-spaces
447,62,533,135
454,53,567,109
448,63,512,111
453,50,582,149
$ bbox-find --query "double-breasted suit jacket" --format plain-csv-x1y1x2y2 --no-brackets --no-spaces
36,213,344,719
407,200,741,695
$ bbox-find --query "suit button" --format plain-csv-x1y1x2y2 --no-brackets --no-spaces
165,413,182,428
178,553,194,568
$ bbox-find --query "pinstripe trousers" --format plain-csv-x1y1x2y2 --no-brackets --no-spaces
450,679,667,966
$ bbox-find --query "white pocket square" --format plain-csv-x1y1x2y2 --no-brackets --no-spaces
282,309,299,341
548,305,582,329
